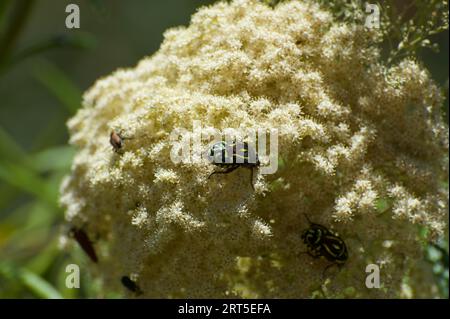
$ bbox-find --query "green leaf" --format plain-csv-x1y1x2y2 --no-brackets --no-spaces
33,59,82,115
277,156,285,170
31,145,75,172
9,32,96,68
18,268,63,299
25,238,60,276
0,126,74,173
375,198,390,214
0,0,12,34
0,125,29,166
0,160,56,205
0,262,63,299
0,0,36,65
0,183,20,210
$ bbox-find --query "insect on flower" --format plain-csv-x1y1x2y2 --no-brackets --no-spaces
207,140,260,190
69,227,98,263
109,130,138,153
121,276,143,295
301,214,348,276
110,130,124,152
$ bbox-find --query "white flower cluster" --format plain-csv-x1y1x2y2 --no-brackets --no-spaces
60,0,448,298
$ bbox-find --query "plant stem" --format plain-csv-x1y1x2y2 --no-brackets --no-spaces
0,0,36,66
0,0,12,33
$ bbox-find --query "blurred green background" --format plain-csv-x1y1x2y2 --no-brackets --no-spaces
0,0,448,298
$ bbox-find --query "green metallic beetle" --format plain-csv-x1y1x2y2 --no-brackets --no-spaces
301,214,348,275
207,140,260,190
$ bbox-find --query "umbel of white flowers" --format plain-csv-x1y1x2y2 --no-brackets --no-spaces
60,0,448,298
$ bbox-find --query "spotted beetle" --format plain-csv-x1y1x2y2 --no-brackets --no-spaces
207,140,260,190
301,214,348,276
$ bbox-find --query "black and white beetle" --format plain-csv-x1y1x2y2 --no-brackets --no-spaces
301,214,348,276
207,140,260,190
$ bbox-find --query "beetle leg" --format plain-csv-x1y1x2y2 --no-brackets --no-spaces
208,165,240,179
322,262,341,279
249,166,255,190
308,249,322,259
298,247,321,259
